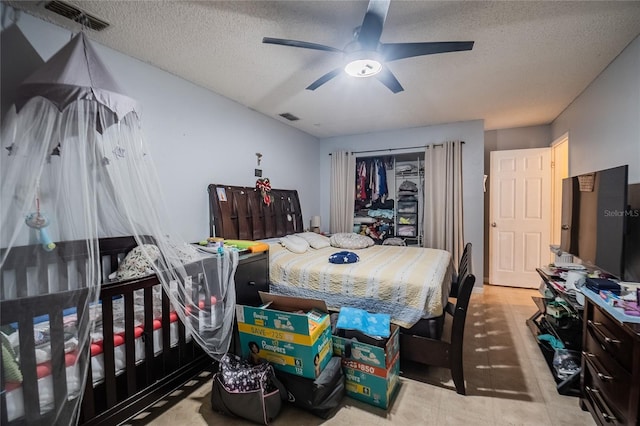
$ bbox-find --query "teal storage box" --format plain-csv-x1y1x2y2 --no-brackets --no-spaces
236,292,332,379
333,323,400,409
343,352,400,409
332,324,400,369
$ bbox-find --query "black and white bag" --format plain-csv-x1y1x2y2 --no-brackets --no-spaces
211,354,287,425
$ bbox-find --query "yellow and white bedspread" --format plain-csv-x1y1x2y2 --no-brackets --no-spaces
268,243,453,328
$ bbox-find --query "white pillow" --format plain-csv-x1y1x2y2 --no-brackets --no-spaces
295,232,331,249
329,233,375,250
280,234,310,253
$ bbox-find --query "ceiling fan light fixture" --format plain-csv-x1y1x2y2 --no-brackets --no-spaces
344,58,382,78
344,49,382,78
263,0,474,92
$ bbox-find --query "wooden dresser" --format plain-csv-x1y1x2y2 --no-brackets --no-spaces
235,251,269,306
229,250,269,356
581,290,640,425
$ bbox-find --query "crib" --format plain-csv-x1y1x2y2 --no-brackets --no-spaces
0,236,213,426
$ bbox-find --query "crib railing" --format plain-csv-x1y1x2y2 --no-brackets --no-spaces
0,237,211,426
80,274,208,426
0,288,89,426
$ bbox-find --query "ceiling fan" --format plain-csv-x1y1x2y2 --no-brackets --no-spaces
263,0,474,94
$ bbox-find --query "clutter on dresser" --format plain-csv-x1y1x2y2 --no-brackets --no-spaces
197,237,270,254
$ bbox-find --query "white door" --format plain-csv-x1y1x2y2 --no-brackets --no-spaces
489,148,552,288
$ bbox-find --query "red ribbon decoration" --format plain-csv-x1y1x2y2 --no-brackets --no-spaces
256,178,272,206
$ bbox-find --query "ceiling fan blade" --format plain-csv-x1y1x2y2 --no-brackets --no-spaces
306,68,343,91
380,41,474,62
262,37,342,53
375,67,404,93
358,0,390,50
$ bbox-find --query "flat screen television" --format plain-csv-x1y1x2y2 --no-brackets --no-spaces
560,165,629,279
626,184,640,282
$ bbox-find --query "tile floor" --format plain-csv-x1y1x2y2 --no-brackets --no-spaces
124,284,595,425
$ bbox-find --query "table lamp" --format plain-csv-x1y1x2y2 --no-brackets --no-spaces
310,216,321,233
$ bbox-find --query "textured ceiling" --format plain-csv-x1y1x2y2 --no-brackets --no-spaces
6,0,640,138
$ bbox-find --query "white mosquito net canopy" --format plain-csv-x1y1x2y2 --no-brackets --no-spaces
0,32,237,425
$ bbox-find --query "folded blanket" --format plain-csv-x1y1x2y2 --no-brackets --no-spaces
336,307,390,338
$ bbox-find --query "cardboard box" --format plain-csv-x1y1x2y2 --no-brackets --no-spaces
342,352,400,409
332,324,400,369
332,323,400,409
236,292,332,379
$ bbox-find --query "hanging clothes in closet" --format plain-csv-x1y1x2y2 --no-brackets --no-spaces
356,157,389,202
354,157,393,243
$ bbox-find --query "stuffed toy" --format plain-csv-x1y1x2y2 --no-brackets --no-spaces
1,332,22,383
25,212,56,251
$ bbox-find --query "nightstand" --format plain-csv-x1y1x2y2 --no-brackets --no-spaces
235,251,269,306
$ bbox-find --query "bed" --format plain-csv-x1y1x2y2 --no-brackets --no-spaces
268,243,452,328
208,183,454,343
0,236,212,426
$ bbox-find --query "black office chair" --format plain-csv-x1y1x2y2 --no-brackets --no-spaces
450,242,472,298
401,268,476,394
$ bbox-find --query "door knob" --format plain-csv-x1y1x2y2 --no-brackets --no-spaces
561,225,569,230
491,222,497,227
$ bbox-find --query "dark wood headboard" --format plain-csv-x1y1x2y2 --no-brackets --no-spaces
208,184,304,240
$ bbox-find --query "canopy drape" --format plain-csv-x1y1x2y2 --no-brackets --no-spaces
1,32,236,425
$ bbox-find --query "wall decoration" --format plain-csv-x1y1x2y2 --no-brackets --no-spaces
256,177,272,205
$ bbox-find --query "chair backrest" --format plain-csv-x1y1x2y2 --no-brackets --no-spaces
458,242,472,282
450,243,474,346
450,242,472,298
450,273,476,346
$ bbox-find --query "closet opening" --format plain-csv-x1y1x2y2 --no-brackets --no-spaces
354,152,425,246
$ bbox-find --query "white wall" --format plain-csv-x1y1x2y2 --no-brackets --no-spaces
552,35,640,184
483,125,552,279
484,126,551,154
319,120,486,284
551,35,640,282
2,12,320,242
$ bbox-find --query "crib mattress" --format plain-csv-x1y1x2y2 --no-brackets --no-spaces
3,297,218,423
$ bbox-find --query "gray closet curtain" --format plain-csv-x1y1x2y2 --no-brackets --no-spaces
423,141,464,266
330,150,356,233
